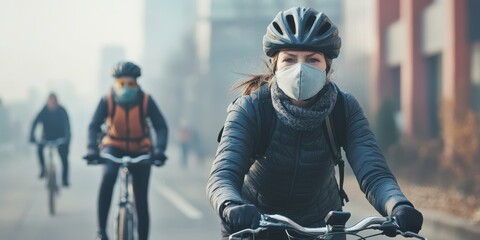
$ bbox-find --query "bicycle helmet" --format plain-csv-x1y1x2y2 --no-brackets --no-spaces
112,61,141,78
263,7,341,59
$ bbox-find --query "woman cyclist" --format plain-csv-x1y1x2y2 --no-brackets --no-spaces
207,7,423,240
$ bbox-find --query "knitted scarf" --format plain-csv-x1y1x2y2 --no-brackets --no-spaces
270,80,337,131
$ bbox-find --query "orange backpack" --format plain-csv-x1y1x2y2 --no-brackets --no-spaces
101,92,152,153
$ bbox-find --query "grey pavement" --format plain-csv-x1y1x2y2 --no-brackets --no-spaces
1,145,478,240
0,146,219,239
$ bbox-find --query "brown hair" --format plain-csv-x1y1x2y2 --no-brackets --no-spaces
233,54,333,95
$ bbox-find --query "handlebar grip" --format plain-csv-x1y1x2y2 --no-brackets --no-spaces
87,159,105,165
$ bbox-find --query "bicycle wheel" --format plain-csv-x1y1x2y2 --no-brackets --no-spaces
117,206,135,240
47,166,56,216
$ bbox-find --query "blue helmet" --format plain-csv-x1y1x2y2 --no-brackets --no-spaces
112,61,141,78
263,7,341,59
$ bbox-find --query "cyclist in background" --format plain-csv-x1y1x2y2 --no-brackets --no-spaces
84,61,168,240
29,93,71,186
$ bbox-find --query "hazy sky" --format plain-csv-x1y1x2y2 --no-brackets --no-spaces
0,0,144,102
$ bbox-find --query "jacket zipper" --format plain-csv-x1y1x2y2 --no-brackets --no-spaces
288,132,302,198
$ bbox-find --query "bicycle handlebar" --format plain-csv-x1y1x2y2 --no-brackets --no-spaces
99,152,151,165
229,213,427,240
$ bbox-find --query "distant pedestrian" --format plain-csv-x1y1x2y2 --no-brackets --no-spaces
176,124,194,167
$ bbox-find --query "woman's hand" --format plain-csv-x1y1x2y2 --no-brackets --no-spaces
391,204,423,234
222,203,261,232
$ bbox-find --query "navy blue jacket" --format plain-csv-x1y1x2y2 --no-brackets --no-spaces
207,86,412,234
30,105,70,142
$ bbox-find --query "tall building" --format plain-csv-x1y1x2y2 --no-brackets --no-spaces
99,46,125,94
141,0,197,141
341,0,375,114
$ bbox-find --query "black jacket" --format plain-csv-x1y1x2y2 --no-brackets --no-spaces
207,86,411,233
87,90,168,153
30,105,70,142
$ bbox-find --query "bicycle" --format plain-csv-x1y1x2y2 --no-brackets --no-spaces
229,210,427,240
95,152,151,240
38,138,67,216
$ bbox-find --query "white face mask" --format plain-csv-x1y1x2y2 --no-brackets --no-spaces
274,62,327,101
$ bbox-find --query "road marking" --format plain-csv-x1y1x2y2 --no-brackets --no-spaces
155,182,203,220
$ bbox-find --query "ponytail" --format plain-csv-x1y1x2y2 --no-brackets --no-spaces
232,56,278,95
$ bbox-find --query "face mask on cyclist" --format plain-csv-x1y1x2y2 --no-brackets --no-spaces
274,62,327,101
114,85,139,103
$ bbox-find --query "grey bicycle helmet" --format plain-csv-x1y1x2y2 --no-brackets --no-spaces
112,61,141,78
263,7,341,59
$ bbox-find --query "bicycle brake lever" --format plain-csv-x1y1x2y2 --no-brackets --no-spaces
376,218,399,237
260,215,286,227
229,227,266,240
379,218,398,229
400,231,428,240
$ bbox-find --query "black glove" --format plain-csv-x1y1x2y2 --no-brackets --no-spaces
391,204,423,235
151,150,167,167
83,148,101,164
222,203,261,232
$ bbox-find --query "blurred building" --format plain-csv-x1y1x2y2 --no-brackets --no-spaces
99,46,125,94
194,0,343,153
370,0,480,155
141,0,197,145
341,0,375,113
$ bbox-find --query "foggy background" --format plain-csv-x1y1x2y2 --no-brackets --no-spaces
1,0,479,239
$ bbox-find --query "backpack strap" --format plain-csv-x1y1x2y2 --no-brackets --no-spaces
139,92,149,133
332,85,346,147
107,91,116,121
323,86,349,206
141,93,149,117
251,83,275,157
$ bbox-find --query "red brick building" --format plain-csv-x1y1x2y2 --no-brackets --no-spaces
371,0,480,157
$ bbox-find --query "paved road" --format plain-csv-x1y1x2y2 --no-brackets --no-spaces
0,145,477,239
0,146,219,239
